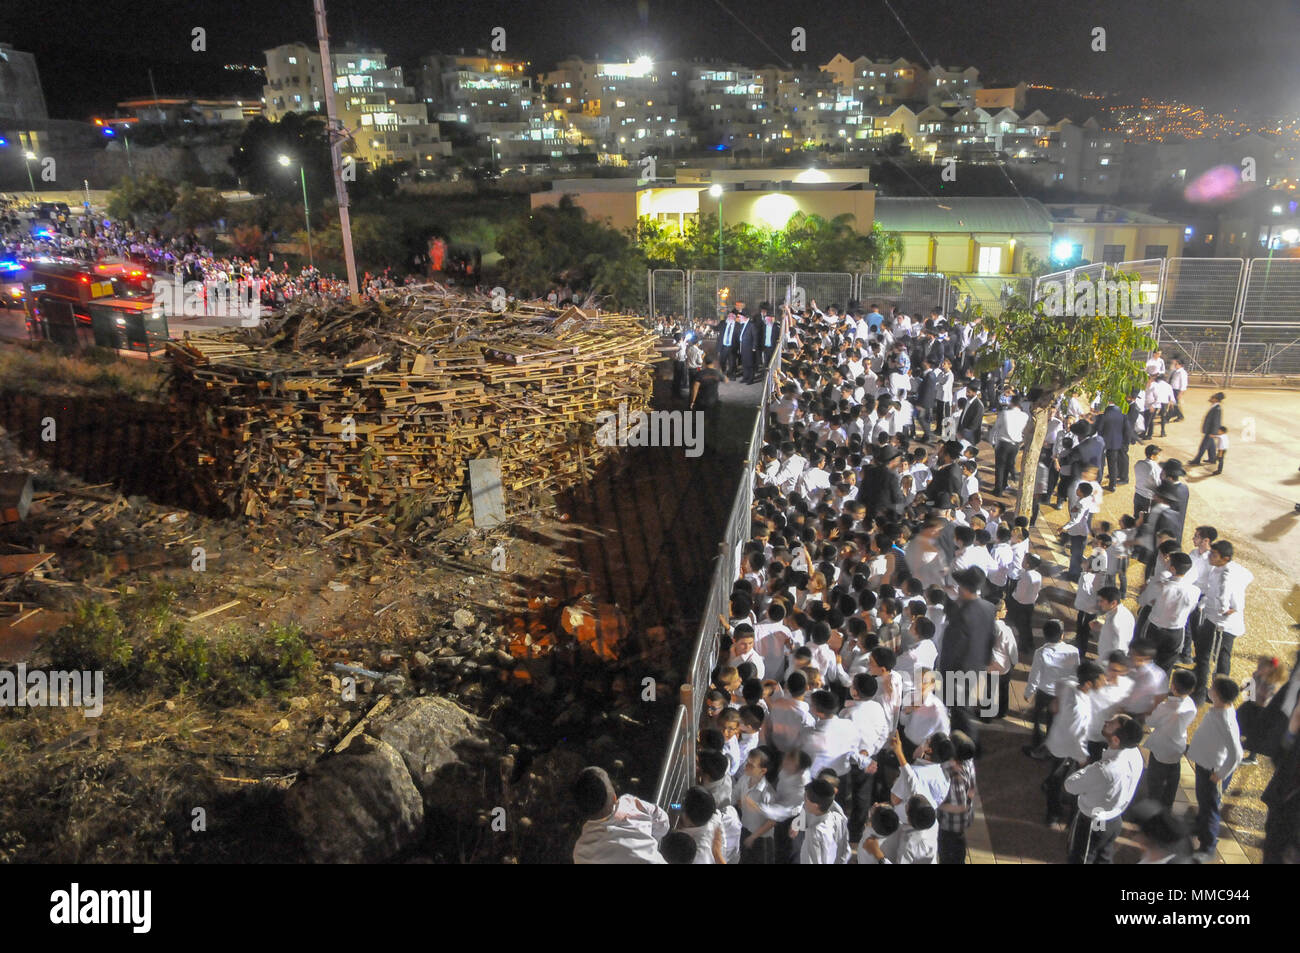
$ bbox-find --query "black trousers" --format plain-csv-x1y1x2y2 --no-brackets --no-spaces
1007,596,1036,655
1148,624,1184,673
1030,690,1055,747
1043,756,1077,823
719,343,738,378
1075,611,1096,654
741,348,756,384
1103,448,1126,489
1067,811,1122,864
1145,755,1182,809
937,827,966,864
1191,433,1218,464
1193,620,1236,704
994,440,1020,495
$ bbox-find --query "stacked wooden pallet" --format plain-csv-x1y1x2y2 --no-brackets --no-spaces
167,290,658,524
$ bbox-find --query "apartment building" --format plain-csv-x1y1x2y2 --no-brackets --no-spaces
262,43,449,171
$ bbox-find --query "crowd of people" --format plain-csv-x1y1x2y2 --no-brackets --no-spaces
575,296,1300,865
0,197,420,308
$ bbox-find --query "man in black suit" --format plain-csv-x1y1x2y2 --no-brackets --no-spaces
915,360,938,441
738,310,758,384
939,567,998,744
1157,460,1190,549
1075,424,1105,478
958,389,984,444
858,446,906,521
926,439,965,507
758,309,780,367
1189,392,1225,465
1098,402,1128,491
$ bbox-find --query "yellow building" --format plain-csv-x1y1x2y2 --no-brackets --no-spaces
1044,205,1187,264
871,197,1054,274
530,167,876,234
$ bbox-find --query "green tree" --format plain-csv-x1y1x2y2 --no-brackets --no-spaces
495,196,649,308
974,271,1155,517
171,184,228,231
106,175,178,230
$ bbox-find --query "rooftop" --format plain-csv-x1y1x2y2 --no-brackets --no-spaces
873,197,1054,233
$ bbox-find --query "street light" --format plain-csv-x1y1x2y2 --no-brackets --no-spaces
279,154,314,270
23,151,36,194
709,183,725,271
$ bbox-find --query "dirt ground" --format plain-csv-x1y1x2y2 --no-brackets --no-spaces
976,383,1299,864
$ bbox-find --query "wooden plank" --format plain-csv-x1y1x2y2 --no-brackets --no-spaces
467,457,507,528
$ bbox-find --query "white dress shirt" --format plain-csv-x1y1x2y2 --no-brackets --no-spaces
1122,660,1167,715
1203,563,1253,637
1026,641,1080,698
1144,694,1197,764
892,761,951,809
1065,746,1144,821
1096,604,1136,660
797,716,863,777
1047,680,1092,762
990,406,1030,444
572,794,669,864
765,696,815,752
800,803,850,864
842,698,891,759
901,691,951,746
1012,568,1043,606
1143,573,1201,629
1187,707,1244,778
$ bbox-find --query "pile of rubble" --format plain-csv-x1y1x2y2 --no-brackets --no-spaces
167,286,659,524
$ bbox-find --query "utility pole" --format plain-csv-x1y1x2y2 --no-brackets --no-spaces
314,0,361,304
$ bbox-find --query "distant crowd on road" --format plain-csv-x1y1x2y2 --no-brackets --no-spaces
575,298,1300,865
1,198,419,308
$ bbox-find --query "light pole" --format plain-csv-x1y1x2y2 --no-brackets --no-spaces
709,183,725,271
279,154,314,270
23,151,36,194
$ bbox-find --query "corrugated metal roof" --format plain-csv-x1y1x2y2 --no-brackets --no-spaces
873,197,1054,234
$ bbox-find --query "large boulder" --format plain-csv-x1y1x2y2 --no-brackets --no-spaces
283,734,424,863
366,697,501,819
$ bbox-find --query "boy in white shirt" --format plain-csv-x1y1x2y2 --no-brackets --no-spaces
1023,619,1080,757
1143,668,1197,808
799,778,850,863
1186,676,1244,859
1043,661,1105,827
1007,552,1043,655
1073,561,1104,654
736,749,777,864
572,766,670,864
857,804,902,864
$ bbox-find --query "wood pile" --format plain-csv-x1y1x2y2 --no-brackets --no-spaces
167,287,659,525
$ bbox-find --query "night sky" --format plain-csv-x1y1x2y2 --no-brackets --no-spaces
3,0,1297,119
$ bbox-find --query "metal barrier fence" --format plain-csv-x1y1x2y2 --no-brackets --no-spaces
859,270,949,320
647,269,686,320
790,272,855,313
648,258,1300,384
653,318,782,813
947,273,1031,319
